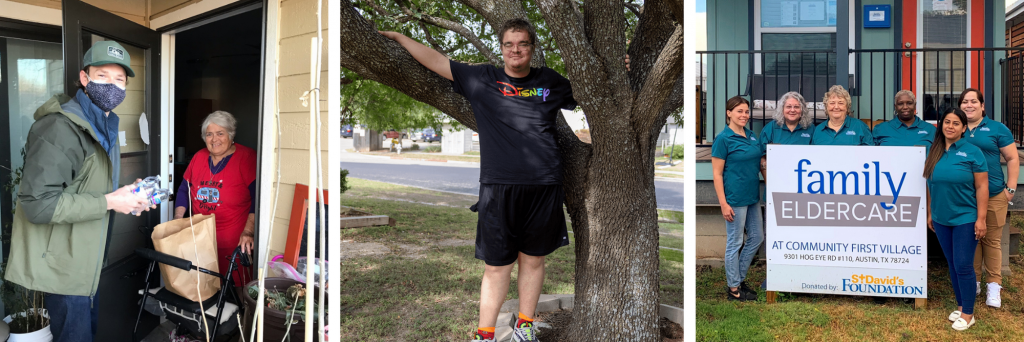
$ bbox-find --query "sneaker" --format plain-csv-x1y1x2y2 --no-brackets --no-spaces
976,282,981,295
952,316,976,331
471,335,496,342
986,282,1002,308
948,310,961,322
510,320,539,342
739,281,758,297
726,287,756,301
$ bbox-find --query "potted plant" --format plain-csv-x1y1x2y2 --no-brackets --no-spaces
239,278,325,342
1,147,52,341
2,290,50,342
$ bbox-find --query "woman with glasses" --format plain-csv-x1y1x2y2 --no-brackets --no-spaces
174,111,256,285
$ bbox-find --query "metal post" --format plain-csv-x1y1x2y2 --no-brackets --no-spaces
836,0,850,89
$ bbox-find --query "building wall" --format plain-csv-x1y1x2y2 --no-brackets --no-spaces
265,0,330,257
704,0,751,141
6,0,227,27
853,0,896,122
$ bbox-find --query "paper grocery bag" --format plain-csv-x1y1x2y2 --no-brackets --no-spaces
152,214,221,302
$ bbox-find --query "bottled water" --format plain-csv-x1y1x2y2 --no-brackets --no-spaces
131,175,170,215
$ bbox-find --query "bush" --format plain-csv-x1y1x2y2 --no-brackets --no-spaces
341,169,351,195
410,143,420,150
424,146,442,153
661,144,684,160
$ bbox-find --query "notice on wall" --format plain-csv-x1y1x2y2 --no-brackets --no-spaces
869,10,885,21
780,1,799,26
800,1,825,21
766,145,928,298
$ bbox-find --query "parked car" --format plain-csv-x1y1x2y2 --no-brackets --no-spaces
342,124,353,138
382,129,408,140
421,128,441,143
409,129,425,142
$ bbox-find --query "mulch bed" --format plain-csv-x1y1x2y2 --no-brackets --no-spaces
535,309,683,341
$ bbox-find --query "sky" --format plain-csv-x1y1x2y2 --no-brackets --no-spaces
697,0,706,13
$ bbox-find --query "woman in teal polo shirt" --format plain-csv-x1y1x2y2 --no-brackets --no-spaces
925,107,988,331
873,90,936,149
712,96,763,301
759,91,813,168
811,85,873,146
959,88,1018,308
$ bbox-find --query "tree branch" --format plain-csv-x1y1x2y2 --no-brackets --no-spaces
626,0,675,92
536,0,617,120
633,24,685,133
394,3,502,65
418,22,451,56
341,0,477,130
624,2,642,17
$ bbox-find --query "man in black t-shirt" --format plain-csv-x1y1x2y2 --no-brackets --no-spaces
381,19,602,342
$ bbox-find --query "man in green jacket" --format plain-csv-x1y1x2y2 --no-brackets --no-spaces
5,41,152,342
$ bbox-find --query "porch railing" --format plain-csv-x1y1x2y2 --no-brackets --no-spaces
697,47,1024,146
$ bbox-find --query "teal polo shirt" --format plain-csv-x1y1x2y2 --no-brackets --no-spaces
872,117,936,150
711,127,763,207
963,117,1015,197
811,116,874,146
927,140,988,226
759,120,813,154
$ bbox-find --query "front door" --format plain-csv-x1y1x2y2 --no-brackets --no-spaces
62,0,162,339
901,0,983,119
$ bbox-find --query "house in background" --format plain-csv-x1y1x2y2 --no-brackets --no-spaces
0,0,332,339
695,0,1022,270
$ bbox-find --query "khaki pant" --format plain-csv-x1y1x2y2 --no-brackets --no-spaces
974,192,1008,285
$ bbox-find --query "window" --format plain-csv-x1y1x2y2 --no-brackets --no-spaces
760,0,837,28
761,33,837,75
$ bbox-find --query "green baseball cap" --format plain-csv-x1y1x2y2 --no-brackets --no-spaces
83,41,135,77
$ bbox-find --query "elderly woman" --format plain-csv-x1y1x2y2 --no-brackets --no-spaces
959,88,1018,308
712,96,762,301
811,85,873,145
759,91,813,169
175,111,256,284
872,90,936,149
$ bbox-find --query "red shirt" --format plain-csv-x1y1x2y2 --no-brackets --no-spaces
182,144,257,250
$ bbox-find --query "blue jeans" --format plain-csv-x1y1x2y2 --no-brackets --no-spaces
933,221,979,315
724,203,764,288
44,293,98,342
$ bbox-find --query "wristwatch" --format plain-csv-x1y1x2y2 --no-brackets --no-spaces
1007,187,1016,195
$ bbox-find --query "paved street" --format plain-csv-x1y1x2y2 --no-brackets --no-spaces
341,151,684,211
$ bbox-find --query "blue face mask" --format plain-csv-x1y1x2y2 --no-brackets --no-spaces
85,75,126,112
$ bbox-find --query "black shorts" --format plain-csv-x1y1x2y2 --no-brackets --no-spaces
474,184,569,266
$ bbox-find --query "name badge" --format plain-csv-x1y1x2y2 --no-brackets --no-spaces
846,131,856,136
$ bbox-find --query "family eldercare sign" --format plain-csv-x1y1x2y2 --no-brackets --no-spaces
766,145,927,298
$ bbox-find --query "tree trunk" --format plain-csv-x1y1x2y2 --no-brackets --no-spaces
341,1,683,340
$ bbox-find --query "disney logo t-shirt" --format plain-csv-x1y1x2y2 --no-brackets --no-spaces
450,61,577,185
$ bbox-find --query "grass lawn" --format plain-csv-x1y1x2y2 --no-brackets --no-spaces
340,178,683,341
697,218,1024,341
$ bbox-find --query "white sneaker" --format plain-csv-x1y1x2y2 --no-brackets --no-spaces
948,310,961,322
952,316,976,331
976,282,981,295
986,282,1002,308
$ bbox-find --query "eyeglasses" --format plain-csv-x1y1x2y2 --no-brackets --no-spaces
502,42,533,49
205,131,227,139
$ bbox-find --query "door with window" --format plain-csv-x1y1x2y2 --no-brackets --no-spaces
62,0,162,339
901,0,983,120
